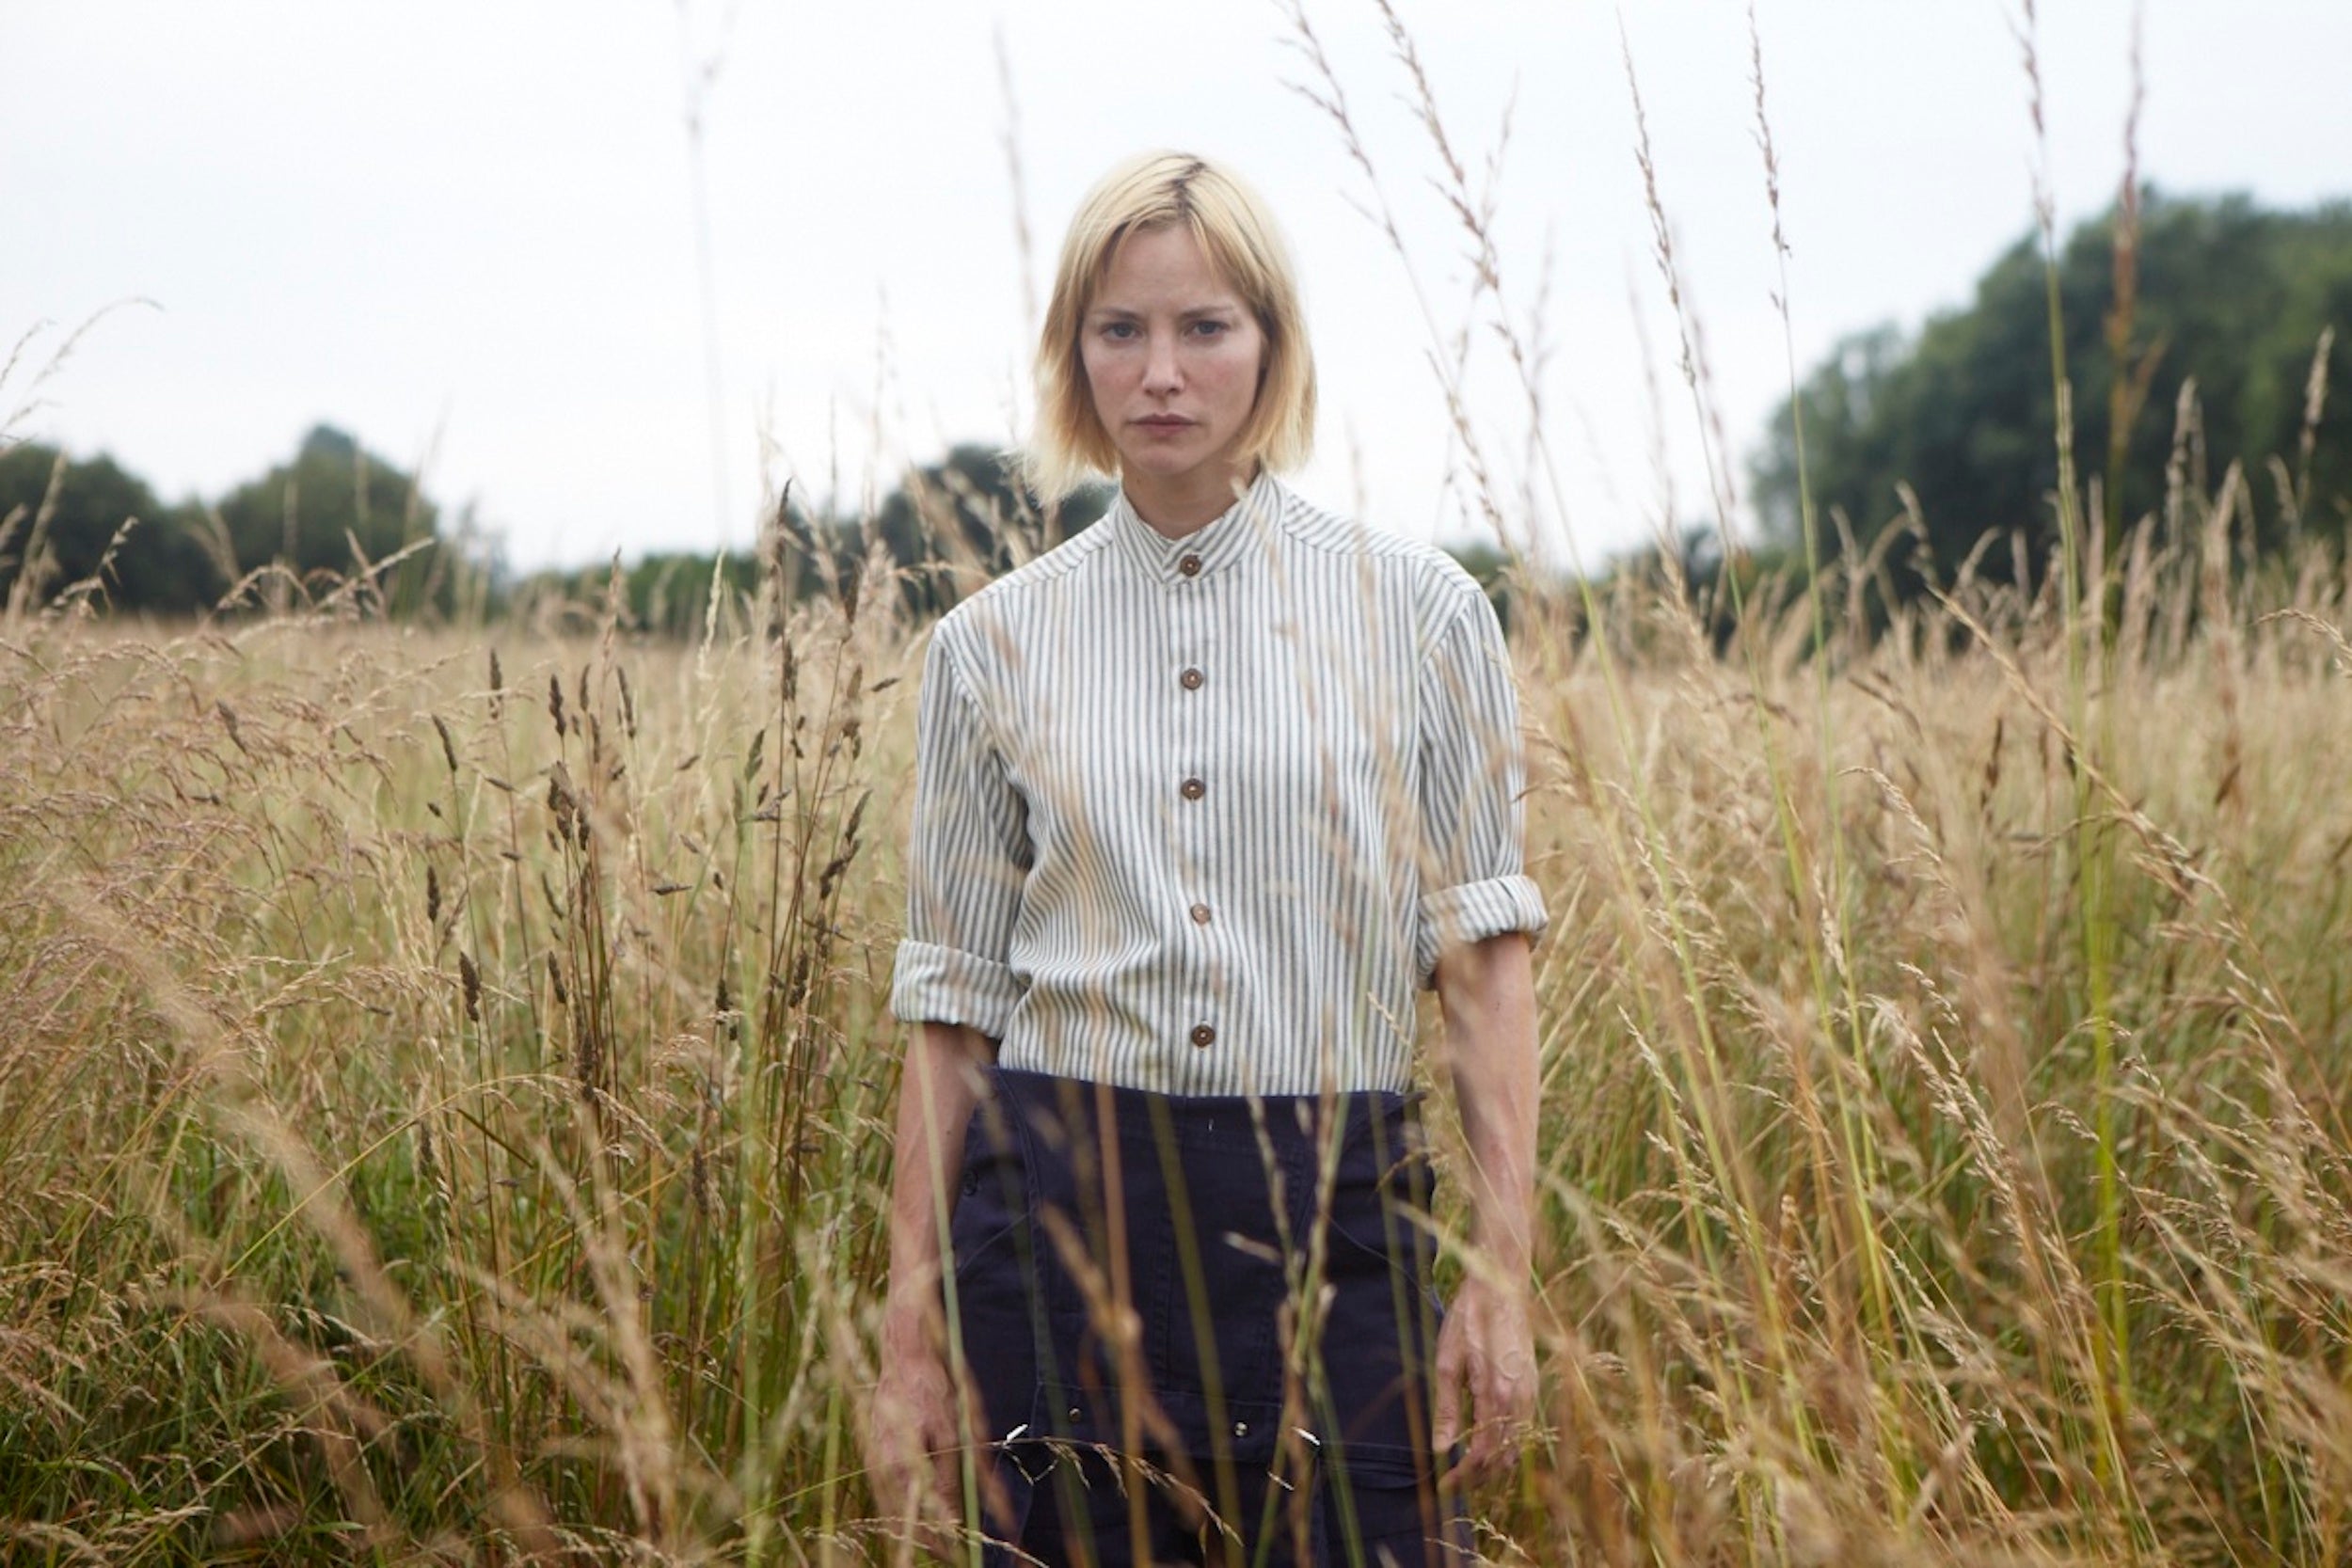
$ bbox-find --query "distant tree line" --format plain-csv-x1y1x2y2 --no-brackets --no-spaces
0,428,1109,630
9,192,2346,630
526,445,1114,638
0,425,477,620
1750,189,2352,594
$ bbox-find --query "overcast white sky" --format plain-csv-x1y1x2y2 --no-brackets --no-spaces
7,1,2349,573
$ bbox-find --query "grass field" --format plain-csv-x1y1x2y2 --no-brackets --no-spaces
8,8,2352,1560
5,477,2351,1564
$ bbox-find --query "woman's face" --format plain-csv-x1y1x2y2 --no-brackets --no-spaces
1081,223,1266,532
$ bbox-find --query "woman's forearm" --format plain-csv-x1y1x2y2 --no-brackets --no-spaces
1434,933,1538,1277
881,1022,998,1342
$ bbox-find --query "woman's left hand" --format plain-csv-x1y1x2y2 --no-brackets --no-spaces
1432,1269,1536,1490
1428,932,1540,1492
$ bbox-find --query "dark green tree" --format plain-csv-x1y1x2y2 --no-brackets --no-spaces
1754,192,2352,594
504,448,1114,637
0,443,220,613
869,444,1111,617
215,424,445,614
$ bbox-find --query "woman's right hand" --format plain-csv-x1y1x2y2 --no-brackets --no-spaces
868,1022,1005,1544
866,1304,963,1535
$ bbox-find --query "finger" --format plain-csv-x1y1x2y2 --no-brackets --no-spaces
1506,1359,1537,1424
867,1430,916,1525
1468,1352,1506,1486
1465,1349,1525,1489
1495,1350,1537,1476
1468,1423,1501,1489
1481,1347,1524,1458
885,1462,932,1545
1437,1404,1475,1492
1439,1430,1471,1496
1443,1418,1501,1493
1431,1322,1466,1456
922,1448,950,1523
1493,1323,1537,1422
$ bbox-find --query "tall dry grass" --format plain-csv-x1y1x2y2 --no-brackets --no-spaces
6,453,2352,1566
8,8,2352,1565
0,553,911,1560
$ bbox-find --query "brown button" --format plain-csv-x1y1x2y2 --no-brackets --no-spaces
1179,777,1206,801
1189,1023,1216,1048
1177,554,1203,578
1188,902,1212,925
1179,666,1205,690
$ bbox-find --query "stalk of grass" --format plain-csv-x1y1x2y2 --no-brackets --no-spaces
2015,8,2139,1549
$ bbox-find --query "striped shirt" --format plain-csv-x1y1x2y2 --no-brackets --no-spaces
888,471,1546,1095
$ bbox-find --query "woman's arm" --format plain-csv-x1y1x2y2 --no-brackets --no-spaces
867,1021,998,1526
1429,929,1539,1488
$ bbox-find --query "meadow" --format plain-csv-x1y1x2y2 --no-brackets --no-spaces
5,452,2352,1565
8,9,2352,1561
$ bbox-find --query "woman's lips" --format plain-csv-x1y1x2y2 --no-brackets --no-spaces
1135,415,1193,431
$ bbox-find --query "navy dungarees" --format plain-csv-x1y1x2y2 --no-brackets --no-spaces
946,1068,1468,1566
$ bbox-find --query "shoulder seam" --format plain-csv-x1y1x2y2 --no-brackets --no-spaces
1273,487,1464,573
983,521,1116,596
1416,574,1488,673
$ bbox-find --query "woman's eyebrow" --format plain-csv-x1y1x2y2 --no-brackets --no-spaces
1087,303,1240,321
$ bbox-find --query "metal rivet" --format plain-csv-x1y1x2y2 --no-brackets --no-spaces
1068,1406,1083,1422
1190,1023,1216,1049
1180,666,1205,690
1180,777,1206,801
1178,554,1202,578
1188,902,1211,926
1233,1420,1249,1438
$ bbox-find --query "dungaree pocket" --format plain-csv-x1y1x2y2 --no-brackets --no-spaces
1313,1103,1445,1488
1143,1108,1306,1418
947,1095,1048,1449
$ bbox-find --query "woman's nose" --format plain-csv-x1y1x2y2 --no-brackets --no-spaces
1141,332,1183,392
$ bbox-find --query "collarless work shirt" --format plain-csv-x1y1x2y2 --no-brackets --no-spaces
888,473,1546,1096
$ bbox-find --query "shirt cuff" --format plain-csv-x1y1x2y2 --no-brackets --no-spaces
1413,875,1548,986
890,940,1023,1037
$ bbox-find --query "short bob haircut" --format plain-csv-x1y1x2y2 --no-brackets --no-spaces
1026,151,1317,502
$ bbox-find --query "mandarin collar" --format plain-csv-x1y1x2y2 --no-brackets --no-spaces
1104,471,1283,586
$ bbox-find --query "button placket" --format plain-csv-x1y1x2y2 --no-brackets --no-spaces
1170,553,1216,1059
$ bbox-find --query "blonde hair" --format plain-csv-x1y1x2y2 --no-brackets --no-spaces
1026,150,1317,501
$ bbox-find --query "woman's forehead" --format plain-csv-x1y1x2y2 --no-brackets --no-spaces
1091,223,1248,307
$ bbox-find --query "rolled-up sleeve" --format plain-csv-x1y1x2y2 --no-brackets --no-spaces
1412,585,1548,984
889,623,1030,1036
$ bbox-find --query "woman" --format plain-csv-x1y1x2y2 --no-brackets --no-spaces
869,150,1544,1566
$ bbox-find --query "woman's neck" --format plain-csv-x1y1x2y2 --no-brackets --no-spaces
1122,463,1260,539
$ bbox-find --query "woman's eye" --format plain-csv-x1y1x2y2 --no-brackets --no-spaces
1100,321,1138,341
1190,320,1228,337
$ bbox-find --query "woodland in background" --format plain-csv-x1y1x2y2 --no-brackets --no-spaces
1749,191,2352,589
7,191,2348,635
